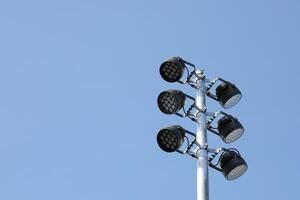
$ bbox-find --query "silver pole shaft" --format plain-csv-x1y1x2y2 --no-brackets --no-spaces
195,71,209,200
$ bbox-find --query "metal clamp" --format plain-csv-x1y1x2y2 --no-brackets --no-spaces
205,77,235,101
173,93,208,123
176,57,196,85
207,147,241,172
207,147,225,172
176,129,197,155
206,111,238,136
186,70,206,90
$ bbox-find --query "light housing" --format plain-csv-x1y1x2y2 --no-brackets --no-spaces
157,90,186,115
157,125,185,153
220,151,248,180
216,83,242,109
160,57,185,83
217,116,244,143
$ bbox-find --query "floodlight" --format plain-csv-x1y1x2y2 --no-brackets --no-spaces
220,151,248,180
156,57,248,198
217,116,244,143
216,83,242,108
157,90,186,115
157,125,185,152
160,57,185,82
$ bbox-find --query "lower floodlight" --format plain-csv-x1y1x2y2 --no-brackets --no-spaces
217,116,244,143
157,90,186,115
157,125,185,153
220,150,248,180
216,83,242,109
160,57,185,83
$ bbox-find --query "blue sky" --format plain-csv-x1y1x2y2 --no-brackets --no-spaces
0,0,299,199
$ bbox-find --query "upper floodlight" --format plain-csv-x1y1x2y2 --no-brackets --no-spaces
157,90,186,115
217,116,244,144
220,150,248,180
157,125,185,153
216,83,242,109
160,57,185,83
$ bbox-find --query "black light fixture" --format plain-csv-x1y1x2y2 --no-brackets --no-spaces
219,150,248,180
157,125,185,153
216,83,242,109
157,90,186,115
217,116,244,144
160,57,185,83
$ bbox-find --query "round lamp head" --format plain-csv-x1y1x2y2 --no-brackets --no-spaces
160,57,185,83
157,125,185,153
157,90,186,115
216,83,242,109
217,116,244,143
220,151,248,180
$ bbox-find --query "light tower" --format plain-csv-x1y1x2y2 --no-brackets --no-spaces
156,57,248,200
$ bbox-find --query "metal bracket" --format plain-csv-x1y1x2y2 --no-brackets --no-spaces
173,92,196,120
196,142,208,150
209,164,222,172
206,77,232,91
207,147,241,172
171,57,206,92
173,92,208,123
195,105,207,117
176,138,197,156
208,147,224,162
175,57,197,85
206,111,238,137
207,111,236,126
207,147,225,172
205,77,234,101
175,129,197,155
186,70,206,90
176,138,210,160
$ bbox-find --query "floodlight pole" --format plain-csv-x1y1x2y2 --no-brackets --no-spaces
195,70,209,200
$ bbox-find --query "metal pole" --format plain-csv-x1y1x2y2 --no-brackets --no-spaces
195,70,209,200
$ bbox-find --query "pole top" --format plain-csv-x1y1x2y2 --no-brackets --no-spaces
196,69,205,79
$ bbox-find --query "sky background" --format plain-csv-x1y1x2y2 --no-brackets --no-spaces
0,0,299,199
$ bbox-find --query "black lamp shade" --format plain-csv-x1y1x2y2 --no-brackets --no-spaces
157,125,185,153
216,83,242,109
217,116,244,143
157,90,186,115
220,151,248,180
160,57,185,83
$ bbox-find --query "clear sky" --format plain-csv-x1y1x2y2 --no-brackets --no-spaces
0,0,299,199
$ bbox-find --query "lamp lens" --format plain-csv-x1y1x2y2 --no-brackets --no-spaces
160,58,184,82
224,128,244,143
157,90,185,115
158,130,179,152
227,164,248,180
157,126,185,153
223,93,242,109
